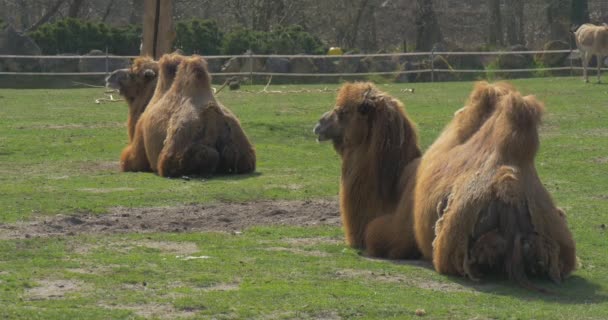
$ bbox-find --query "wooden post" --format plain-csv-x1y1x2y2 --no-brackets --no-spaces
142,0,174,59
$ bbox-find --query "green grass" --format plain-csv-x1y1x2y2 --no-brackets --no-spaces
1,77,608,318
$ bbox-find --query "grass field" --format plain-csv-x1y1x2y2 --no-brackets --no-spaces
0,77,607,319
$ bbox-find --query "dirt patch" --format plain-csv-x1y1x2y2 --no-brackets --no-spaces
265,247,330,257
584,128,608,137
70,240,199,257
281,237,344,246
79,187,136,193
592,157,608,164
99,303,198,319
0,199,340,240
21,122,124,130
335,269,476,293
25,279,87,300
77,160,120,173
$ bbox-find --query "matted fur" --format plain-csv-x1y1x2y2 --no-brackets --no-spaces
105,56,158,142
413,82,576,289
314,82,421,258
125,54,255,177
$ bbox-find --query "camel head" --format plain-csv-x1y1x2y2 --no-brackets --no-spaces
314,82,382,150
173,55,212,93
105,56,158,106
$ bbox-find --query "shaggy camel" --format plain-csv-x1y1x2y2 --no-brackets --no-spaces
414,82,576,290
314,82,421,259
105,56,158,143
128,54,256,177
574,23,608,83
118,53,185,173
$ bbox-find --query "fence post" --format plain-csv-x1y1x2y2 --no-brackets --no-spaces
105,46,109,76
430,48,435,82
249,50,253,86
569,42,574,77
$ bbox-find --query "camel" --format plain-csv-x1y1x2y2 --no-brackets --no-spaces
574,23,608,83
313,82,421,259
105,56,158,143
414,82,576,290
126,54,255,177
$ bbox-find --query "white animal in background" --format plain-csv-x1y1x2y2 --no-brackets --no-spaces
574,23,608,83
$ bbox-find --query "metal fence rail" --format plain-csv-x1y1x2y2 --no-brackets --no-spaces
0,49,595,81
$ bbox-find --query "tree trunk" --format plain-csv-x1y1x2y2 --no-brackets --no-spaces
487,0,503,46
26,0,66,32
102,0,116,22
129,0,144,25
345,0,370,49
547,0,572,41
505,0,525,45
68,0,85,18
415,0,443,51
571,0,589,27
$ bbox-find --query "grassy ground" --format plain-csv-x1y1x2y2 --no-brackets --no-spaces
0,77,607,319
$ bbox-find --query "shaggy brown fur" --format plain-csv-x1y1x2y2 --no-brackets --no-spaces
105,56,158,142
413,82,576,289
314,82,421,258
132,54,256,177
119,54,186,173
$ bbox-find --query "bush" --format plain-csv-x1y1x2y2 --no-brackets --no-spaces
221,25,324,55
266,25,325,55
174,19,223,55
29,18,141,55
221,28,269,55
29,18,324,57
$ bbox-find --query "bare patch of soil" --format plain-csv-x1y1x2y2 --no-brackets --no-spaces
265,247,330,257
280,237,343,246
78,187,136,193
25,279,87,301
99,303,198,319
335,269,476,293
21,122,124,130
592,157,608,164
0,199,340,240
70,240,199,257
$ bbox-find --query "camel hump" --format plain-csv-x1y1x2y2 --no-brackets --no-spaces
500,92,544,129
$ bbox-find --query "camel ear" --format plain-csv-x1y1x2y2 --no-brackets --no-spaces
143,69,156,79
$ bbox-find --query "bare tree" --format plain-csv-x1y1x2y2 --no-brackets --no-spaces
505,0,525,45
26,0,66,31
101,0,116,22
129,0,144,24
571,0,589,26
547,0,572,41
487,0,503,46
67,0,85,18
415,0,443,51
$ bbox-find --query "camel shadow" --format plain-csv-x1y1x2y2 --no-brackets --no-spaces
175,171,262,182
365,256,606,304
449,274,606,304
210,171,262,181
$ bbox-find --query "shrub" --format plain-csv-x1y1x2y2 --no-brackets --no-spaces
266,25,325,55
29,18,141,55
174,19,223,55
222,28,269,55
221,25,325,55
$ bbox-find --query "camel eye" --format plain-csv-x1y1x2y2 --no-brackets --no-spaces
337,109,349,119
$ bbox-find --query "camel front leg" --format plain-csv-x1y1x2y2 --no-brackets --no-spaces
597,55,603,83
